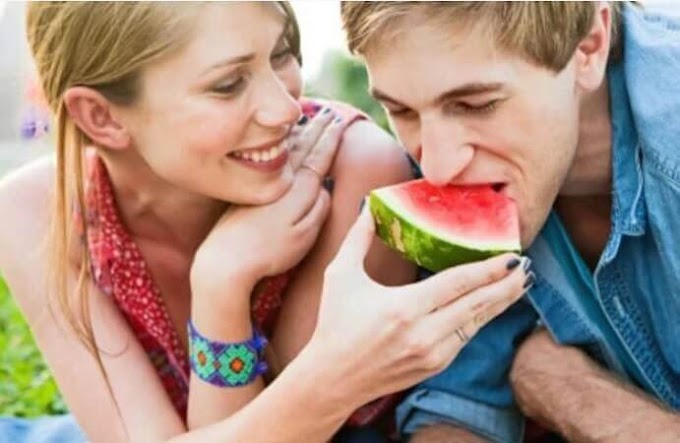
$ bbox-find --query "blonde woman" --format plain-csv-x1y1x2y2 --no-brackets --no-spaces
0,3,529,442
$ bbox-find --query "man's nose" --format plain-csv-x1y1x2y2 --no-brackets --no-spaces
419,120,474,186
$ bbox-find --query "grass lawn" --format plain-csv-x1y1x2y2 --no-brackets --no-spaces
0,275,66,417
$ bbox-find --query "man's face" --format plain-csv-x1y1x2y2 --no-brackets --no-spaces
365,20,583,247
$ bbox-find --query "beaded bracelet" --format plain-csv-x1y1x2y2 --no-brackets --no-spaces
187,320,268,387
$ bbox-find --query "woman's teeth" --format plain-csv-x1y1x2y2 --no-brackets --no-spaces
232,145,283,163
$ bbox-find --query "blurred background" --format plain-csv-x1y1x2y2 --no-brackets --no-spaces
0,0,678,418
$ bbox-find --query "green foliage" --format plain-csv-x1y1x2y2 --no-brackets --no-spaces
306,49,391,132
0,275,66,417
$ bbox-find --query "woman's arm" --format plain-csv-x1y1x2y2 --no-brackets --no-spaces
0,159,185,442
0,159,357,443
1,154,529,443
272,119,417,366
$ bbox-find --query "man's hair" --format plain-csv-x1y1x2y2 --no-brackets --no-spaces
341,1,623,72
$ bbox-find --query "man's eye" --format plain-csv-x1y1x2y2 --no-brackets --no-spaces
449,99,500,115
386,107,417,120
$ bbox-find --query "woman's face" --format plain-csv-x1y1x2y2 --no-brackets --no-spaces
118,2,303,205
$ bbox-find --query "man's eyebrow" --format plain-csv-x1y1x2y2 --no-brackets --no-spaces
370,82,504,107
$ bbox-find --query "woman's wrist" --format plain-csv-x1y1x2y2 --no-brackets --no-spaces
294,337,368,416
190,269,256,341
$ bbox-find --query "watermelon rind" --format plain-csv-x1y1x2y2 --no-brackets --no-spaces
369,191,520,273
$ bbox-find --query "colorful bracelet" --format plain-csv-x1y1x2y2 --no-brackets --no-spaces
187,320,268,387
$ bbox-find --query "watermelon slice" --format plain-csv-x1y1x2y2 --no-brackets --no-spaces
369,179,520,272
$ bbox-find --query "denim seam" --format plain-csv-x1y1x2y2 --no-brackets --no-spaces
644,147,680,187
598,262,677,407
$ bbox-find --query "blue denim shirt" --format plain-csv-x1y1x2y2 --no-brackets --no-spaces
396,6,680,442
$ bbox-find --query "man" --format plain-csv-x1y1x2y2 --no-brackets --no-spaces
341,2,680,442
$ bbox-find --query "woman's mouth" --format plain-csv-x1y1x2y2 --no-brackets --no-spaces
228,141,289,172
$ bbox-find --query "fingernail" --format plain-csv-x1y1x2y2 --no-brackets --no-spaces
323,177,334,194
359,197,367,213
322,107,332,115
296,115,308,125
523,271,535,289
522,257,532,273
333,116,343,124
506,257,521,270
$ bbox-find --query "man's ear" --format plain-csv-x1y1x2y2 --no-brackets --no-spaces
63,87,131,150
574,3,612,93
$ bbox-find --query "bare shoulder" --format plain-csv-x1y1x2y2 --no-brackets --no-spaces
0,154,55,229
332,119,413,188
0,156,56,311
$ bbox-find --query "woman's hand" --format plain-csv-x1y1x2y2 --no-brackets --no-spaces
306,207,532,407
190,109,343,299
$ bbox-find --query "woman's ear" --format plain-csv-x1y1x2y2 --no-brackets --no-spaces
63,87,131,150
574,3,612,92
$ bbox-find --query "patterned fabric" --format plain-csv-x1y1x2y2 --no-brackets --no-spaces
187,320,268,387
84,98,402,428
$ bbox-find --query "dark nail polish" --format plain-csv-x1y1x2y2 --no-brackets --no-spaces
523,272,535,289
323,177,334,194
322,107,332,115
333,116,343,124
297,115,308,125
522,257,532,272
358,197,366,213
506,258,521,270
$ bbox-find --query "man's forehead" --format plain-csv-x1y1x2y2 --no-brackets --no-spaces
364,25,516,106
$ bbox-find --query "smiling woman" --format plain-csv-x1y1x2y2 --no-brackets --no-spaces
0,2,425,442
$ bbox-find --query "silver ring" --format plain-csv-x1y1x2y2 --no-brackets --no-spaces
455,327,469,344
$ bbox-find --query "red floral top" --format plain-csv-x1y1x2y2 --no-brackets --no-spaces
83,99,404,431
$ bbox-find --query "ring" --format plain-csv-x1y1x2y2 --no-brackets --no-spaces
454,327,469,344
300,163,323,181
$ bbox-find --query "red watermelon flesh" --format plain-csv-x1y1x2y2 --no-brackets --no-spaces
369,179,520,272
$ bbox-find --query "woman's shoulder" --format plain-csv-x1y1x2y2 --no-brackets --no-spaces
332,117,413,186
0,155,55,230
0,155,55,271
300,96,413,184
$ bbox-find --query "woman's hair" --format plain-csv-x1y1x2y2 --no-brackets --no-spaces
26,0,300,402
341,1,624,72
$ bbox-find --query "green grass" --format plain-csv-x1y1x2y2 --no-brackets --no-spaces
0,275,66,417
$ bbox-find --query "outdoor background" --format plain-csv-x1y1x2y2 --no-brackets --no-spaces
0,1,678,418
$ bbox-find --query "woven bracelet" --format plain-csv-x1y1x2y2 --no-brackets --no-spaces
187,320,268,387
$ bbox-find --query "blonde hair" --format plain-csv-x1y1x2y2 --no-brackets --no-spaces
26,0,299,406
341,1,623,72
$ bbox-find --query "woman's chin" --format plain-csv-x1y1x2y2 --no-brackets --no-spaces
234,175,295,206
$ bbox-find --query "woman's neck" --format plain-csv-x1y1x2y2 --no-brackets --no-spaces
98,150,226,256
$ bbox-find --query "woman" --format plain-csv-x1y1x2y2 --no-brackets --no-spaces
0,2,529,442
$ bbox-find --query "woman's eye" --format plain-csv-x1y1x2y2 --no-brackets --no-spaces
271,48,294,68
213,77,245,95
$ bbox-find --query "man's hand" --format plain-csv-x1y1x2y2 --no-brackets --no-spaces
510,329,680,443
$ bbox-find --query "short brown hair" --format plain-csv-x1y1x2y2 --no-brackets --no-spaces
341,1,623,72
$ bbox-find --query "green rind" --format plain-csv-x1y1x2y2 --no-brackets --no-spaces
369,193,520,273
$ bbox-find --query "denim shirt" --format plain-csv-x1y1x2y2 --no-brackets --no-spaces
396,6,680,443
